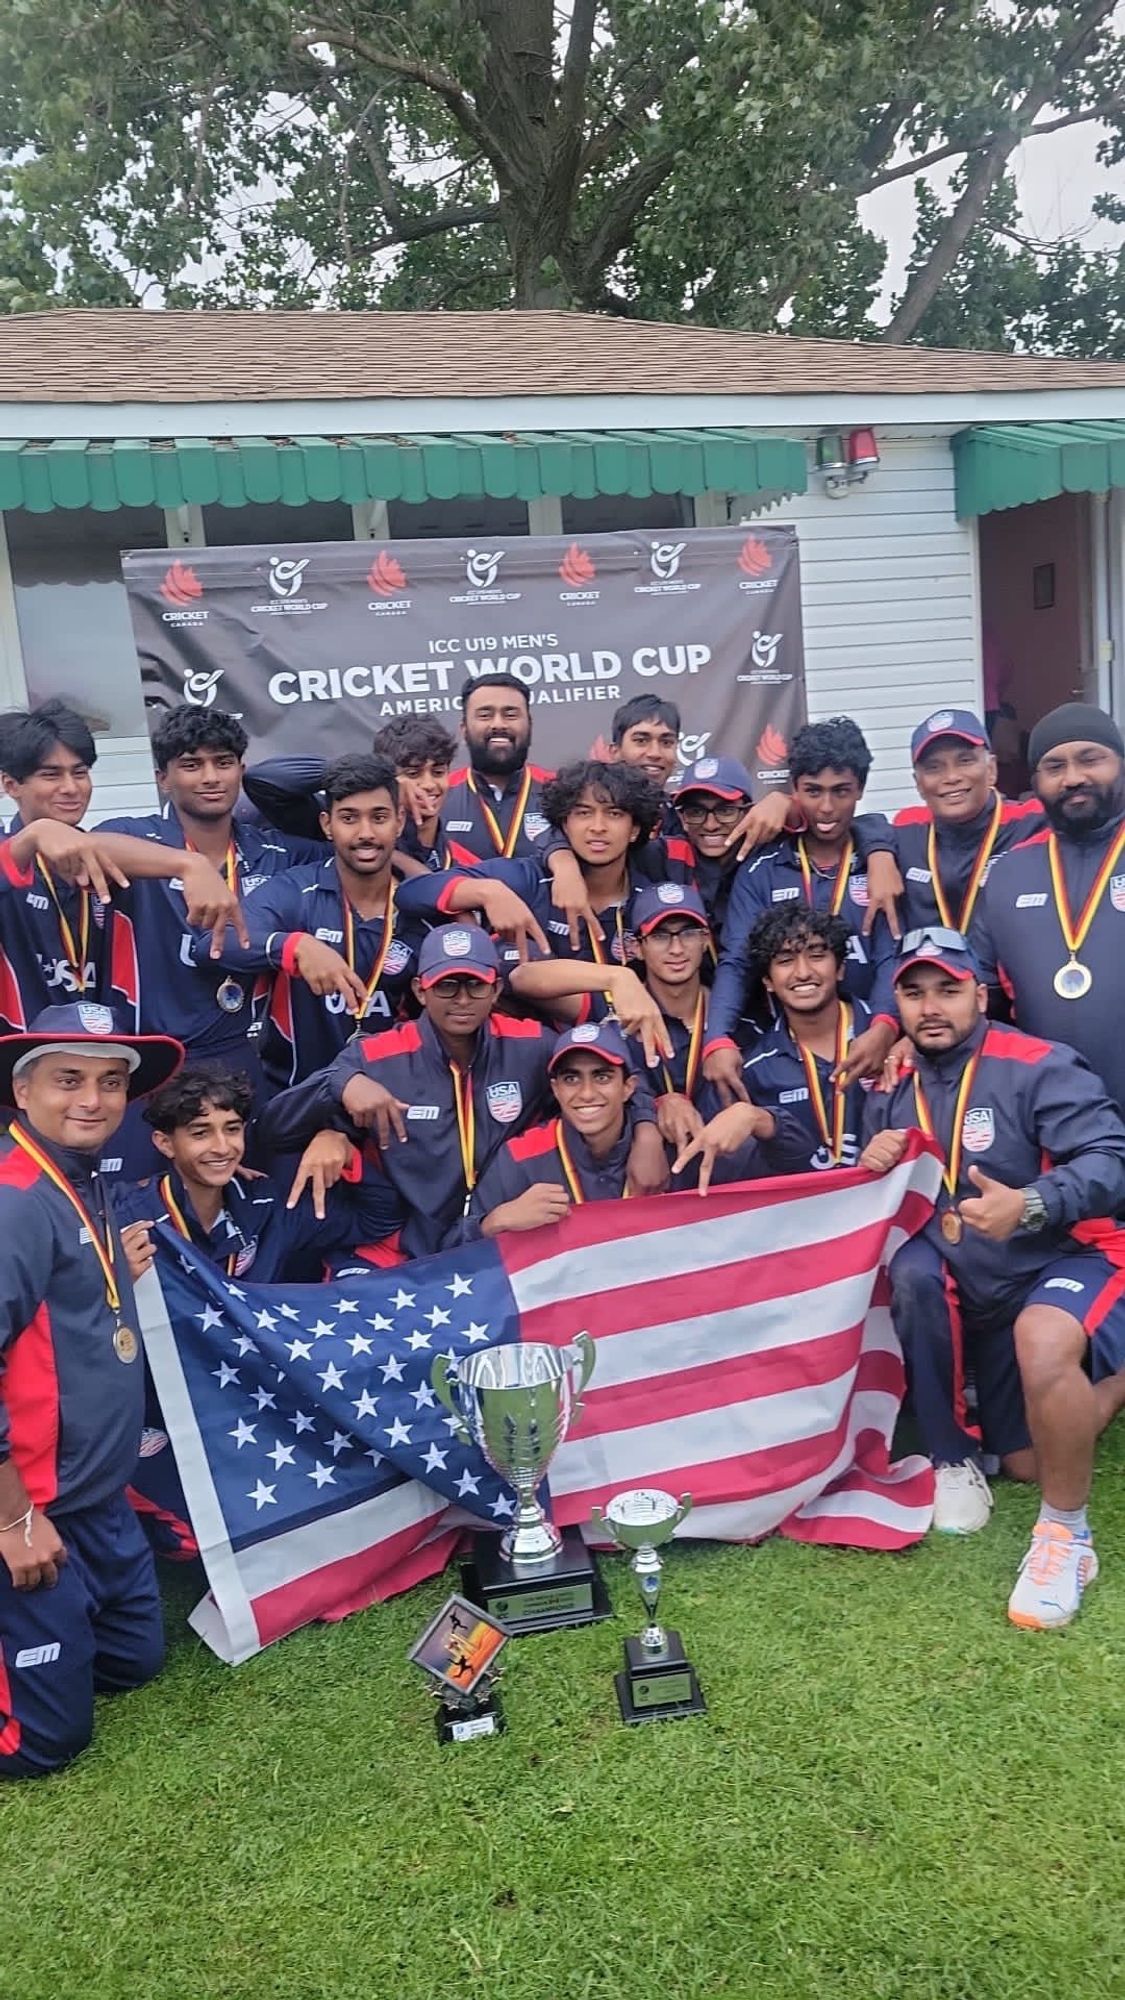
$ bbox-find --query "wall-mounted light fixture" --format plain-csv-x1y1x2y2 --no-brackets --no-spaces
816,427,880,497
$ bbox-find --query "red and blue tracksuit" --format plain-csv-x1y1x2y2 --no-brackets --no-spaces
196,856,431,1089
739,998,875,1175
976,812,1125,1119
0,1123,161,1779
0,836,113,1029
440,764,556,864
464,1116,632,1236
864,1018,1125,1466
706,838,899,1049
892,794,1044,945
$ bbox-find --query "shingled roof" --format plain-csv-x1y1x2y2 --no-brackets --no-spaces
2,309,1124,404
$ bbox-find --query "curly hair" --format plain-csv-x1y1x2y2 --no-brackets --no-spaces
747,905,852,982
150,706,248,771
371,716,457,771
144,1060,254,1133
788,717,872,787
322,754,399,808
541,759,662,852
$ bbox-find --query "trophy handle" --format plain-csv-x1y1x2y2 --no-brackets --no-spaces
589,1503,608,1539
673,1493,693,1531
429,1354,469,1442
568,1330,596,1419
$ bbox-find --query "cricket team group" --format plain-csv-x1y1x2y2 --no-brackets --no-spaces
2,669,1125,1777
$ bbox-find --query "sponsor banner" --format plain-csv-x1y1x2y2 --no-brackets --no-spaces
122,527,805,779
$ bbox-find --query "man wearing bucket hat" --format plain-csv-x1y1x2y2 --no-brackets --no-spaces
860,929,1125,1626
0,1001,182,1777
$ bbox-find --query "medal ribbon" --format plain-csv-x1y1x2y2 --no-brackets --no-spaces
927,795,1002,933
661,991,706,1101
911,1045,985,1202
342,882,397,1019
10,1125,120,1310
587,905,627,967
36,859,90,990
466,767,533,858
798,1002,852,1163
160,1173,238,1276
451,1063,477,1190
796,837,853,916
185,837,239,898
1046,825,1125,963
556,1118,631,1203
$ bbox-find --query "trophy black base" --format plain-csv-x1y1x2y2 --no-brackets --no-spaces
615,1631,707,1725
463,1527,612,1635
436,1686,505,1745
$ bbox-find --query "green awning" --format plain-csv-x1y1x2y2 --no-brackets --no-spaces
954,421,1125,518
0,429,807,513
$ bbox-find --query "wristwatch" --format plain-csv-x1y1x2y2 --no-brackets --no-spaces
1019,1187,1050,1233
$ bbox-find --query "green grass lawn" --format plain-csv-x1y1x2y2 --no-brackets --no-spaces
7,1438,1125,2000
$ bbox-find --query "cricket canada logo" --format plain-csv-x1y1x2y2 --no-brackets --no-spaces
160,560,203,607
559,544,596,588
486,1080,523,1125
962,1106,995,1153
367,550,407,599
736,537,776,595
755,724,788,773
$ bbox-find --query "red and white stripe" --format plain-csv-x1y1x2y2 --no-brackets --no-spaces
504,1135,941,1552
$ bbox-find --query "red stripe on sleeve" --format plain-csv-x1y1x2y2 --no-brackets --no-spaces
3,1302,60,1508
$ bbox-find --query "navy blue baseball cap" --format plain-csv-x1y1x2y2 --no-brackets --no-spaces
0,1002,184,1104
417,925,500,988
548,1021,634,1073
673,756,755,802
910,708,990,763
893,927,983,986
632,882,711,937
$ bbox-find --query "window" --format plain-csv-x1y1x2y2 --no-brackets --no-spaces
7,505,166,736
561,493,693,534
201,500,355,547
387,496,530,540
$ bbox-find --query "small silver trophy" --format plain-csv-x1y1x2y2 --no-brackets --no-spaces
431,1335,609,1633
592,1488,706,1724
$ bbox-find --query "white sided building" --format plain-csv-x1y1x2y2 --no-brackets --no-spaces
0,308,1123,818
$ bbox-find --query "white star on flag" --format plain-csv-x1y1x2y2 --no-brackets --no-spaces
225,1285,247,1301
309,1319,336,1341
327,1430,353,1458
247,1480,277,1511
456,1468,481,1497
489,1494,516,1519
380,1355,405,1382
255,1309,278,1331
422,1443,448,1472
405,1329,431,1351
464,1322,490,1345
251,1387,277,1412
391,1288,415,1310
196,1305,224,1332
266,1441,296,1470
232,1334,258,1358
385,1417,413,1447
333,1298,359,1315
288,1410,316,1434
410,1382,436,1410
285,1338,313,1362
211,1361,239,1389
446,1274,473,1297
229,1419,257,1449
346,1331,374,1357
367,1314,393,1332
425,1306,452,1328
278,1304,300,1321
353,1389,380,1420
308,1462,335,1488
318,1362,346,1392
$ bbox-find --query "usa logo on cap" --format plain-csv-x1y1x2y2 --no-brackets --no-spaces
962,1106,995,1153
657,884,686,905
570,1024,601,1044
694,758,719,778
442,930,474,958
77,1003,115,1034
926,712,954,732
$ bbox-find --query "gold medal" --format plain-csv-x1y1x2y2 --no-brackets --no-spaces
940,1209,963,1245
113,1323,139,1363
1053,958,1093,1001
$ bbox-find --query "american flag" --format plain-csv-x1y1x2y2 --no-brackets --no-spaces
136,1135,941,1663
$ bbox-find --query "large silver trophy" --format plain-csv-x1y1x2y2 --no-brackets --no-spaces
591,1488,706,1723
431,1335,609,1633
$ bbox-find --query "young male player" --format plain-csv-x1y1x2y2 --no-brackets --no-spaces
371,716,459,871
0,1000,182,1778
862,929,1125,1615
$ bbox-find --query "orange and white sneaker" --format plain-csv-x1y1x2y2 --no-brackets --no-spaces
1007,1522,1099,1630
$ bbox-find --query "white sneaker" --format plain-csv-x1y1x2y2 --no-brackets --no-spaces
1007,1522,1099,1630
932,1460,994,1535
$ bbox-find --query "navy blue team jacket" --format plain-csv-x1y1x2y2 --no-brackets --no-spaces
114,1162,401,1282
891,794,1044,951
740,997,875,1175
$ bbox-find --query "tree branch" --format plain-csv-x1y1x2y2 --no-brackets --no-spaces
572,143,679,291
882,0,1119,341
861,95,1125,197
294,24,490,154
559,0,599,131
580,46,697,176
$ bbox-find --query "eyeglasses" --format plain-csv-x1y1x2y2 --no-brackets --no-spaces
899,926,968,955
644,922,708,943
677,799,745,829
426,975,492,999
